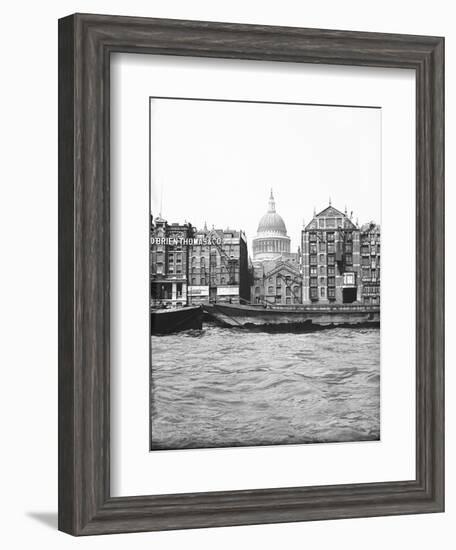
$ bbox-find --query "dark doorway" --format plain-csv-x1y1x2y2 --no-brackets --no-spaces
342,288,357,303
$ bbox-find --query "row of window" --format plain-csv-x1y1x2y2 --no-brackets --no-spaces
264,286,300,296
310,276,336,287
310,265,336,276
308,231,354,242
190,278,228,285
310,287,336,299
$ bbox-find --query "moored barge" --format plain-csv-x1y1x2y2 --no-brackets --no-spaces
151,305,203,335
203,302,379,331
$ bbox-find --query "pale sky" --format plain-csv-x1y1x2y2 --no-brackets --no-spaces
150,98,381,253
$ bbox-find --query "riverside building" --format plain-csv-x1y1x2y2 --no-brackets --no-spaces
150,215,250,307
188,226,250,305
359,222,381,305
150,215,193,308
301,203,362,305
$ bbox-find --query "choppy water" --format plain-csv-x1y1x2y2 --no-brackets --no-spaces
151,325,380,450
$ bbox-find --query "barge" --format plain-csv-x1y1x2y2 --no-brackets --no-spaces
203,302,380,331
151,305,203,335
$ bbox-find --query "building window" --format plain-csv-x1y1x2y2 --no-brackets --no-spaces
320,287,325,297
345,253,353,265
328,266,335,275
343,272,355,286
327,232,335,242
327,243,335,254
221,277,225,284
328,255,335,265
328,276,335,287
310,255,317,266
255,287,260,294
318,219,324,228
192,278,196,285
362,256,370,266
310,267,317,275
310,243,317,254
327,218,336,228
286,287,291,296
176,254,182,263
309,232,317,242
328,288,336,299
337,218,343,228
286,297,291,305
319,266,325,275
318,241,325,252
310,277,318,287
310,287,318,300
268,286,273,294
168,255,174,263
345,243,352,253
319,253,325,263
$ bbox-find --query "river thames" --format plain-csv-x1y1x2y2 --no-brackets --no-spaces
150,325,380,450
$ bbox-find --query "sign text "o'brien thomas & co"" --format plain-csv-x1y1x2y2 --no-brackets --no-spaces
150,237,223,245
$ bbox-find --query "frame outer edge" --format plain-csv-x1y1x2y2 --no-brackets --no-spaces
58,13,445,535
58,14,77,535
430,37,444,510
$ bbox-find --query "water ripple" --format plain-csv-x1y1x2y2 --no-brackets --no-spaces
151,325,380,450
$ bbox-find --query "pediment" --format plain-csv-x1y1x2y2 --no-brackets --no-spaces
264,261,302,279
316,205,345,218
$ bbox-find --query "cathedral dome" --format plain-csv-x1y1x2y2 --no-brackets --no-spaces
257,212,287,235
256,191,287,236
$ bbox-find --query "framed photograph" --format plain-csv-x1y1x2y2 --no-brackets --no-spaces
58,13,444,535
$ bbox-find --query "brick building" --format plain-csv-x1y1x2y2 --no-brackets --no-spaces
150,216,250,308
359,222,381,305
187,226,250,305
251,260,303,305
301,204,362,304
150,216,193,308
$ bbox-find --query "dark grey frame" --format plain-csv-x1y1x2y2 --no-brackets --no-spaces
58,13,444,536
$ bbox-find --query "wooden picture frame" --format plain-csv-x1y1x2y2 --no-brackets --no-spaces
58,13,444,535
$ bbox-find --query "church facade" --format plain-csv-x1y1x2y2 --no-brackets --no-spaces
251,191,302,305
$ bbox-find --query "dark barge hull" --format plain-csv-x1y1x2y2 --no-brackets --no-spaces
203,303,380,330
151,306,203,335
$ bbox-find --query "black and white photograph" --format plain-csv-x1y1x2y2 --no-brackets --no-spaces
150,98,381,451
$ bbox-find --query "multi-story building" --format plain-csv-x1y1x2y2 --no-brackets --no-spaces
150,216,193,308
251,260,303,305
188,226,250,304
359,223,381,305
150,216,250,307
301,204,362,304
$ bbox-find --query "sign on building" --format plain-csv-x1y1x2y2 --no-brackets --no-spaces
217,286,240,296
188,286,210,296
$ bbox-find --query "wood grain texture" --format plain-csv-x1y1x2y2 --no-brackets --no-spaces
58,13,445,535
